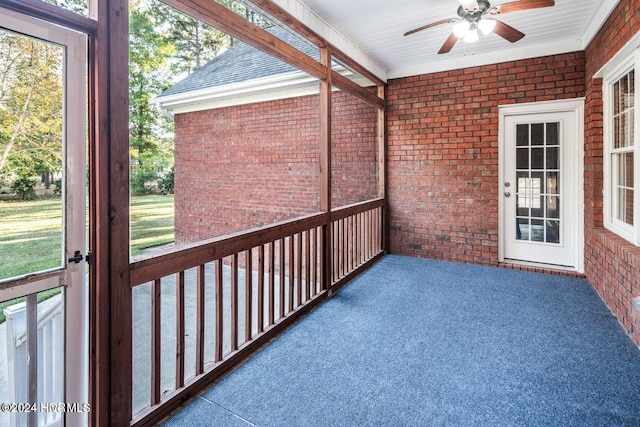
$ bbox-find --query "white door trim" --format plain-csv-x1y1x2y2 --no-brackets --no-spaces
498,98,585,273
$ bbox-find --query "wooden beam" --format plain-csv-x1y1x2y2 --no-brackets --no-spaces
161,0,325,81
249,0,385,87
90,0,132,423
331,71,384,109
161,0,384,108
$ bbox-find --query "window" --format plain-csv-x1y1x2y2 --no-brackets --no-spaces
604,52,639,245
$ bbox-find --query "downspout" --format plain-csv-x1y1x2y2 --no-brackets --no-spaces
152,97,174,120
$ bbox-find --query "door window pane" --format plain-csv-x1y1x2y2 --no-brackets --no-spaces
531,123,544,145
546,196,560,219
516,148,529,169
546,220,560,244
546,123,559,146
530,219,545,242
546,147,559,170
0,30,65,282
531,148,544,169
546,172,559,194
516,124,529,146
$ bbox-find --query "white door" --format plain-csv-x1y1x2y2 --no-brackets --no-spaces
0,8,87,426
500,100,584,270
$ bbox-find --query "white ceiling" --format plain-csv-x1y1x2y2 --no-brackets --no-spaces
289,0,619,80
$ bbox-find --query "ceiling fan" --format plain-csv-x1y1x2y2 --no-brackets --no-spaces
404,0,555,54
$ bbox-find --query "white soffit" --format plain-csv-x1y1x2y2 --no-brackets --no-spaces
270,0,388,82
286,0,621,80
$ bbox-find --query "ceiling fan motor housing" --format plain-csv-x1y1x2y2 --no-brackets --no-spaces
457,0,494,21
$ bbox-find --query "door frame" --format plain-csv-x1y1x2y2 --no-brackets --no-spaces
0,7,88,425
498,98,585,273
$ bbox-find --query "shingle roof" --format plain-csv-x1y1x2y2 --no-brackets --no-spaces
159,25,319,98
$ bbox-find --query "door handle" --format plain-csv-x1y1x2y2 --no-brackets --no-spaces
504,192,511,197
68,250,84,264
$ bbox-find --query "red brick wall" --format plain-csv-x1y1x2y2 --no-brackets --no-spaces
386,52,586,265
583,0,640,347
174,92,377,244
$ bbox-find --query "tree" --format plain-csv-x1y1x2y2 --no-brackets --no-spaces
0,29,64,194
129,0,176,194
126,0,271,194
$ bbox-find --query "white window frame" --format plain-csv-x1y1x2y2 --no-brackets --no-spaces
603,49,640,245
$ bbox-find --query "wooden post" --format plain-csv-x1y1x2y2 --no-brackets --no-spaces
320,46,332,291
377,84,387,252
90,0,132,423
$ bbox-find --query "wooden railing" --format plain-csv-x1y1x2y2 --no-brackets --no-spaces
129,198,385,426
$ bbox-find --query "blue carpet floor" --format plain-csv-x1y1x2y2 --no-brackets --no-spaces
161,255,640,426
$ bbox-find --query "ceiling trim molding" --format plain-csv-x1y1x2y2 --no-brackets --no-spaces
271,0,388,82
580,0,620,47
387,38,584,80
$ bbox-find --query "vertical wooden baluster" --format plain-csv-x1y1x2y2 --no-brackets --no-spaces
268,241,275,326
347,216,355,273
341,218,347,277
279,238,285,319
245,249,253,342
151,278,161,405
331,220,340,284
257,245,265,333
320,222,328,291
231,254,238,352
374,208,378,254
371,209,375,256
363,211,367,260
368,210,372,257
305,229,311,301
215,259,223,363
296,232,303,306
288,235,295,312
348,215,353,273
196,264,205,375
358,212,363,265
312,227,318,296
375,207,380,253
353,215,357,267
176,271,185,389
378,207,382,252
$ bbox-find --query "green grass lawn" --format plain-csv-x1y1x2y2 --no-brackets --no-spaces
129,194,175,256
0,194,174,321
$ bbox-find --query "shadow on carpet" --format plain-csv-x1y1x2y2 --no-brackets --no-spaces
162,255,640,427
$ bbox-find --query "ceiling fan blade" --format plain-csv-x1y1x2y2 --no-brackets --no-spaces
493,19,525,42
457,0,480,11
438,33,459,54
404,18,454,37
492,0,555,14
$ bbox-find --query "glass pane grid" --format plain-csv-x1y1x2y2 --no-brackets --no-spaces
515,122,561,244
611,69,635,226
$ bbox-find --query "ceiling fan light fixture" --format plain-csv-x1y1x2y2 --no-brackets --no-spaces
478,18,496,35
453,20,471,38
463,25,479,43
